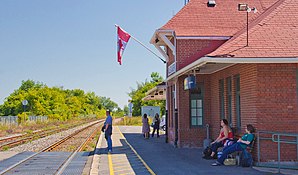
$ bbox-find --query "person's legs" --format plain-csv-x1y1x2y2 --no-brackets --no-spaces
217,143,242,164
210,142,223,157
152,128,156,137
107,135,112,152
157,127,159,137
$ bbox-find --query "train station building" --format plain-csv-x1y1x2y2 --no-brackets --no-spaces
149,0,298,163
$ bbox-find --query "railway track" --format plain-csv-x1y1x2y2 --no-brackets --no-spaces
0,120,97,151
0,119,104,175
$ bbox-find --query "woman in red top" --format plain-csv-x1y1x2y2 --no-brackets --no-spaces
204,119,233,159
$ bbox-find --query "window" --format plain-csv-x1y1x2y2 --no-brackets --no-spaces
235,75,241,129
219,79,225,119
190,85,203,127
226,77,232,125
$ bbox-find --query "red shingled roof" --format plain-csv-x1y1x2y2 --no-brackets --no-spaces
161,0,278,37
208,0,298,58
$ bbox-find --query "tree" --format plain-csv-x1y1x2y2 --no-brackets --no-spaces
99,97,118,111
123,105,129,115
128,72,165,116
0,80,121,120
150,72,163,83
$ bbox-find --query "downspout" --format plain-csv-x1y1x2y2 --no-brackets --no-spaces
173,32,178,147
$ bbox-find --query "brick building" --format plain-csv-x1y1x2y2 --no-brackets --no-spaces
150,0,298,162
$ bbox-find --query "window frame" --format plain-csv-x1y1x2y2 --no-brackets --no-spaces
226,77,232,125
235,75,241,129
189,84,204,128
219,79,225,119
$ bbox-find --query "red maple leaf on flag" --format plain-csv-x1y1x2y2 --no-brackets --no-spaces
117,26,131,65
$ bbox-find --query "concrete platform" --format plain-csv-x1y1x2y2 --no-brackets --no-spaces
1,126,297,175
93,126,298,175
0,151,18,161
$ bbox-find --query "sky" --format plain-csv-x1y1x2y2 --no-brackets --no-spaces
0,0,184,108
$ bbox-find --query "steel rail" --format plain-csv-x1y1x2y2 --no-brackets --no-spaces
0,120,95,150
0,119,103,175
55,121,104,175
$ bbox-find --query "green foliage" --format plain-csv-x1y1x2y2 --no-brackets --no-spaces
99,97,118,111
123,105,129,115
128,72,165,116
116,116,142,126
0,80,120,120
2,146,10,151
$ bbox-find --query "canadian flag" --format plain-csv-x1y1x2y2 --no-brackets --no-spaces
117,26,131,65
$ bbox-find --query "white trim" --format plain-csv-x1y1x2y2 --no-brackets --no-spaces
174,81,177,109
176,36,231,40
150,29,176,63
150,29,175,44
154,44,169,61
198,64,236,74
159,33,175,53
166,57,298,81
204,57,298,63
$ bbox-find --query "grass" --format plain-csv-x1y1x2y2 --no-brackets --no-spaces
116,116,152,126
25,130,33,134
1,146,10,151
0,117,99,137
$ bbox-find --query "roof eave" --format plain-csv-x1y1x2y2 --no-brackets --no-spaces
166,56,298,81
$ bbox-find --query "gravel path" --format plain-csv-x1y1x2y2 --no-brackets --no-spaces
8,120,100,152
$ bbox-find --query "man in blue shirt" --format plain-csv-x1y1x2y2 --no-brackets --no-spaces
104,110,113,153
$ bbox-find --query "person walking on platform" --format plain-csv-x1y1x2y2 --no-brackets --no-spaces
104,110,113,153
151,113,160,137
142,113,150,139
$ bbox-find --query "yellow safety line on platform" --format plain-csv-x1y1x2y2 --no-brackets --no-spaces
116,126,156,175
108,152,114,175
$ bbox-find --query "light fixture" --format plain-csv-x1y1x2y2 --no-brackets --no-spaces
207,0,216,7
238,3,257,46
238,3,248,11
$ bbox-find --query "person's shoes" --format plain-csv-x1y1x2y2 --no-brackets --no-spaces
108,149,112,153
157,135,160,138
211,161,221,166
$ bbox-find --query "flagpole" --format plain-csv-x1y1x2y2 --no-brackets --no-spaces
115,24,166,64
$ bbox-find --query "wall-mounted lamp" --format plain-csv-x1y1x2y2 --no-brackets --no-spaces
155,38,159,44
238,3,248,11
238,3,257,46
207,0,216,7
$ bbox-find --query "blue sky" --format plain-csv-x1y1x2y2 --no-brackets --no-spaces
0,1,184,108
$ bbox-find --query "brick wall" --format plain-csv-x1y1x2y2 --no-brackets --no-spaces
174,64,259,147
168,63,298,161
256,64,298,161
176,39,226,70
256,64,298,132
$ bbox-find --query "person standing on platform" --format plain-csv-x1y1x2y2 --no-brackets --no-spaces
151,113,160,137
104,110,113,153
142,113,150,139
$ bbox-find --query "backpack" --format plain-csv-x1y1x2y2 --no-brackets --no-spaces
240,150,253,167
202,146,212,157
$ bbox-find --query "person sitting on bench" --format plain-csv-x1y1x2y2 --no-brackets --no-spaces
211,124,255,166
204,119,233,159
